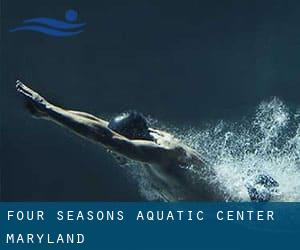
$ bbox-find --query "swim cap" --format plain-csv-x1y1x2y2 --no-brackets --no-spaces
108,111,153,140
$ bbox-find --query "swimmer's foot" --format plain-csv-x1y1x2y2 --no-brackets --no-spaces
246,174,279,202
16,80,49,118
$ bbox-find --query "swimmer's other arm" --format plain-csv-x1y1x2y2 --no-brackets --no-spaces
16,81,177,165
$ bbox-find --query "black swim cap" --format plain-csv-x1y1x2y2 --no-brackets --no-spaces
108,111,153,140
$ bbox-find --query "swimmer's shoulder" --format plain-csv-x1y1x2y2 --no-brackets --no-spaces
167,143,206,167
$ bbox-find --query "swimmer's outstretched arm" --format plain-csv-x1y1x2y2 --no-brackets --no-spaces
16,81,176,165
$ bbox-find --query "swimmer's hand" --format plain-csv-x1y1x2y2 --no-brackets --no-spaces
16,80,49,118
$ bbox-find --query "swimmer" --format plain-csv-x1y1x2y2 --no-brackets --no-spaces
15,80,278,201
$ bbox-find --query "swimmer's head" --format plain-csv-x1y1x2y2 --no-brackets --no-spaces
108,111,153,141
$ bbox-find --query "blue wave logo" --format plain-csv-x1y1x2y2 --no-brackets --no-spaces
9,9,85,37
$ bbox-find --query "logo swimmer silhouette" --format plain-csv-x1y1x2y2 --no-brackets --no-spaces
10,9,85,37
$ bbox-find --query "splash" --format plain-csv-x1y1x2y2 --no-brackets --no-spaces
124,98,300,201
